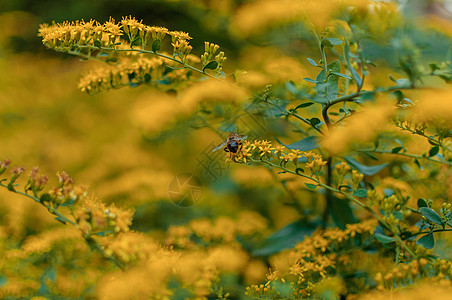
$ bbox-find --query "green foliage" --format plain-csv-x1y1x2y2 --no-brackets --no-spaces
1,0,452,299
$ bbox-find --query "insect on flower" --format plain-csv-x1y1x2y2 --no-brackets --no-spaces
212,132,247,154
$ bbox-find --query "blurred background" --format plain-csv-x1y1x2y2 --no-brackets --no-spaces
1,0,452,243
0,0,451,297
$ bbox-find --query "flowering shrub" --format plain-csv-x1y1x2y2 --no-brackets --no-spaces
1,0,452,299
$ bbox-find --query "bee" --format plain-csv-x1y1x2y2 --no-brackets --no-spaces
212,132,248,154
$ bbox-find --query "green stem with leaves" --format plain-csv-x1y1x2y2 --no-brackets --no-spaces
0,182,126,270
246,158,417,258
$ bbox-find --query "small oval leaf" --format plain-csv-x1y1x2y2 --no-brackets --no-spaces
152,39,161,52
303,77,318,84
310,117,321,126
306,57,319,67
130,37,142,47
330,72,351,80
428,146,439,157
417,198,428,208
203,61,219,72
391,146,403,153
294,102,315,110
420,207,444,226
416,233,435,249
305,183,317,190
353,188,367,198
374,232,395,244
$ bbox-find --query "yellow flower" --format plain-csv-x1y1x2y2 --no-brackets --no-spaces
259,144,272,157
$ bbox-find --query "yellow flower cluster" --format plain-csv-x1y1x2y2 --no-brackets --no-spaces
246,220,377,298
73,198,134,236
101,232,161,264
294,220,376,257
230,139,327,175
39,16,227,75
120,16,169,48
14,227,82,257
201,42,227,74
97,241,249,299
166,211,268,248
78,56,167,93
38,18,122,49
180,79,249,113
375,258,452,291
360,280,452,300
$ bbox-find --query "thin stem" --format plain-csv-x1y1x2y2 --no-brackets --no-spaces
395,235,417,258
322,157,333,224
356,149,452,166
75,45,217,79
248,158,389,228
68,49,114,65
0,182,77,226
406,228,452,238
0,182,126,270
395,123,452,153
286,111,323,134
267,168,304,215
247,158,419,259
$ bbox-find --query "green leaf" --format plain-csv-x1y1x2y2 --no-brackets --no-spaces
321,39,333,48
310,117,321,126
283,136,319,151
306,57,319,67
374,232,395,244
329,196,356,229
315,60,341,100
285,81,298,96
344,156,388,176
420,207,444,226
414,158,422,169
294,102,314,110
393,211,403,220
303,77,318,84
428,139,440,146
391,146,403,153
130,37,142,47
305,183,317,190
93,230,114,237
7,182,15,192
428,146,439,157
353,188,367,198
54,216,67,224
343,38,362,88
152,39,161,52
294,168,304,176
429,62,440,72
321,38,342,48
331,72,351,80
251,219,317,256
40,193,53,204
416,233,435,249
93,39,102,48
417,198,428,208
203,61,219,72
325,38,343,45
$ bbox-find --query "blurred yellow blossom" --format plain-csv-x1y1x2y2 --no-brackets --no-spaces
322,96,396,155
410,88,452,124
130,91,180,134
180,79,249,113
